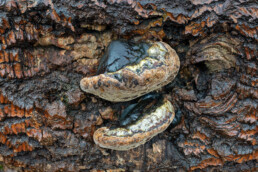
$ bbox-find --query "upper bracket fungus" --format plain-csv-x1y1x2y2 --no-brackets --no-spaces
80,40,180,102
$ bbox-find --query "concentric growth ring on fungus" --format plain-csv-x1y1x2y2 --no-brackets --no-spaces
93,97,175,151
80,40,180,102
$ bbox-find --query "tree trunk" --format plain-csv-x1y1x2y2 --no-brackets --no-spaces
0,0,257,171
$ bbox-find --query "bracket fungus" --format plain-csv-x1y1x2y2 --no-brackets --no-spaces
80,40,180,150
93,96,175,151
80,40,180,102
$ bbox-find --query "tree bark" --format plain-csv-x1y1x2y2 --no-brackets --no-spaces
0,0,257,171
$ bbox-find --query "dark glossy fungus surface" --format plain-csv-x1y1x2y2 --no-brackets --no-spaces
170,109,182,127
97,40,150,74
119,93,163,126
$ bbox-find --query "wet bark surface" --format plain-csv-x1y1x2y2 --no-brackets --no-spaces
0,0,257,171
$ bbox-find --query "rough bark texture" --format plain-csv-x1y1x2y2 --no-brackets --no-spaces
0,0,257,171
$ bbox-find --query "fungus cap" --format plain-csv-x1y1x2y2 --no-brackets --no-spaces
80,41,180,102
93,99,175,151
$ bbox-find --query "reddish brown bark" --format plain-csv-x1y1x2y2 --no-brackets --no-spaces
0,0,257,171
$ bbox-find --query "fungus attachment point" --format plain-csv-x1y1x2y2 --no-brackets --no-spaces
93,97,175,151
80,40,180,102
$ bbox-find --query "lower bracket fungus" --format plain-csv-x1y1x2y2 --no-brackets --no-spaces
80,40,180,102
93,96,175,151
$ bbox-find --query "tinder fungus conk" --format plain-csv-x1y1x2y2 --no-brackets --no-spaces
80,40,180,102
93,96,175,151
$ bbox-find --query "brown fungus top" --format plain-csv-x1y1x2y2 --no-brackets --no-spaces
80,40,180,102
